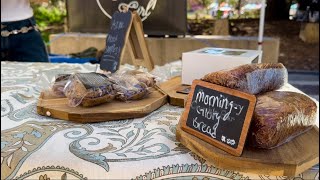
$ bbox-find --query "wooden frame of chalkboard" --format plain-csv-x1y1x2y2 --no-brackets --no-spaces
127,12,154,71
180,80,256,156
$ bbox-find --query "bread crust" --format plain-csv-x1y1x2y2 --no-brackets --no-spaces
248,91,317,149
201,63,287,94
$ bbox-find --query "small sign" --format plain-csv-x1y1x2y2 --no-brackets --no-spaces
100,11,154,72
100,11,133,72
180,80,256,156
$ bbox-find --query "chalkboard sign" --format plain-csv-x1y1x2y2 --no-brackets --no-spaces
100,11,133,72
180,80,256,156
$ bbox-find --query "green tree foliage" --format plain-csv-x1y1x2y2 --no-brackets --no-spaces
32,0,66,43
201,0,212,7
33,5,66,29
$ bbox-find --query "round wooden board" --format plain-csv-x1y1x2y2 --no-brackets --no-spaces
176,121,319,177
37,86,167,123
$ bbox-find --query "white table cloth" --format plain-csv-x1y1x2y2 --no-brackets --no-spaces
1,61,319,180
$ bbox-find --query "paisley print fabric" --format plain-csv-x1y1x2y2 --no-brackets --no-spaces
1,61,319,179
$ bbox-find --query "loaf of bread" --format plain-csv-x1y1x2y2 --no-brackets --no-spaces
248,91,317,149
52,74,71,97
63,70,156,106
63,73,116,107
125,70,156,87
81,94,115,107
111,73,150,102
114,82,149,101
201,63,288,95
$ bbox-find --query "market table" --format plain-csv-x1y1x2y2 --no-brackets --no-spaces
1,61,319,180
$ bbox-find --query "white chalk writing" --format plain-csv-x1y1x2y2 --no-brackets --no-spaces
118,0,157,21
111,21,125,30
107,34,118,43
194,89,244,121
106,44,121,56
189,88,246,146
192,117,218,139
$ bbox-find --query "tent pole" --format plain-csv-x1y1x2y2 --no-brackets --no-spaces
258,0,266,63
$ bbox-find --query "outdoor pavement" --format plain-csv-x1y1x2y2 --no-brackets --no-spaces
288,71,319,101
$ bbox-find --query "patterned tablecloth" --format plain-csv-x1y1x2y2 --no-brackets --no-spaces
1,61,319,180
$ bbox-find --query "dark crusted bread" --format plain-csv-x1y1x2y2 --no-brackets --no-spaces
114,82,149,101
248,91,317,149
81,94,115,107
201,63,288,95
63,73,116,107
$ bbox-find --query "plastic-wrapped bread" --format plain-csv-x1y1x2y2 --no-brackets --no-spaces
63,73,116,107
125,70,156,87
51,74,71,97
111,73,150,102
62,70,156,106
201,63,288,95
248,91,317,149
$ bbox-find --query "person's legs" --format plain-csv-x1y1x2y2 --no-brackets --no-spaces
0,35,10,61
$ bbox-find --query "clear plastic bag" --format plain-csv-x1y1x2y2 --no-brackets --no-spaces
124,70,156,87
248,91,317,149
63,73,116,107
62,69,158,107
110,70,152,102
151,61,182,83
201,63,288,95
36,69,74,98
51,74,71,97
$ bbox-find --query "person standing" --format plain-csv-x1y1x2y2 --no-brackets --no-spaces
1,0,49,62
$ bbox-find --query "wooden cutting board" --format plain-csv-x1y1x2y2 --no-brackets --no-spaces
176,121,319,177
37,86,167,123
159,76,189,107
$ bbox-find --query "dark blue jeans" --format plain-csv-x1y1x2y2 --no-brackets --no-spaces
1,17,49,62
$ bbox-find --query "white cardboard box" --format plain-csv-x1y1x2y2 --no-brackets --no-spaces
182,47,262,85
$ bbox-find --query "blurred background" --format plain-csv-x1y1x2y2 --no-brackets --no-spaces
32,0,319,99
33,0,319,71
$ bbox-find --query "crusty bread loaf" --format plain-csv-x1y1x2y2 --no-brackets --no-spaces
109,71,152,102
125,70,156,87
248,91,317,149
63,71,156,106
114,82,149,101
201,63,288,95
81,94,115,107
63,73,116,107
